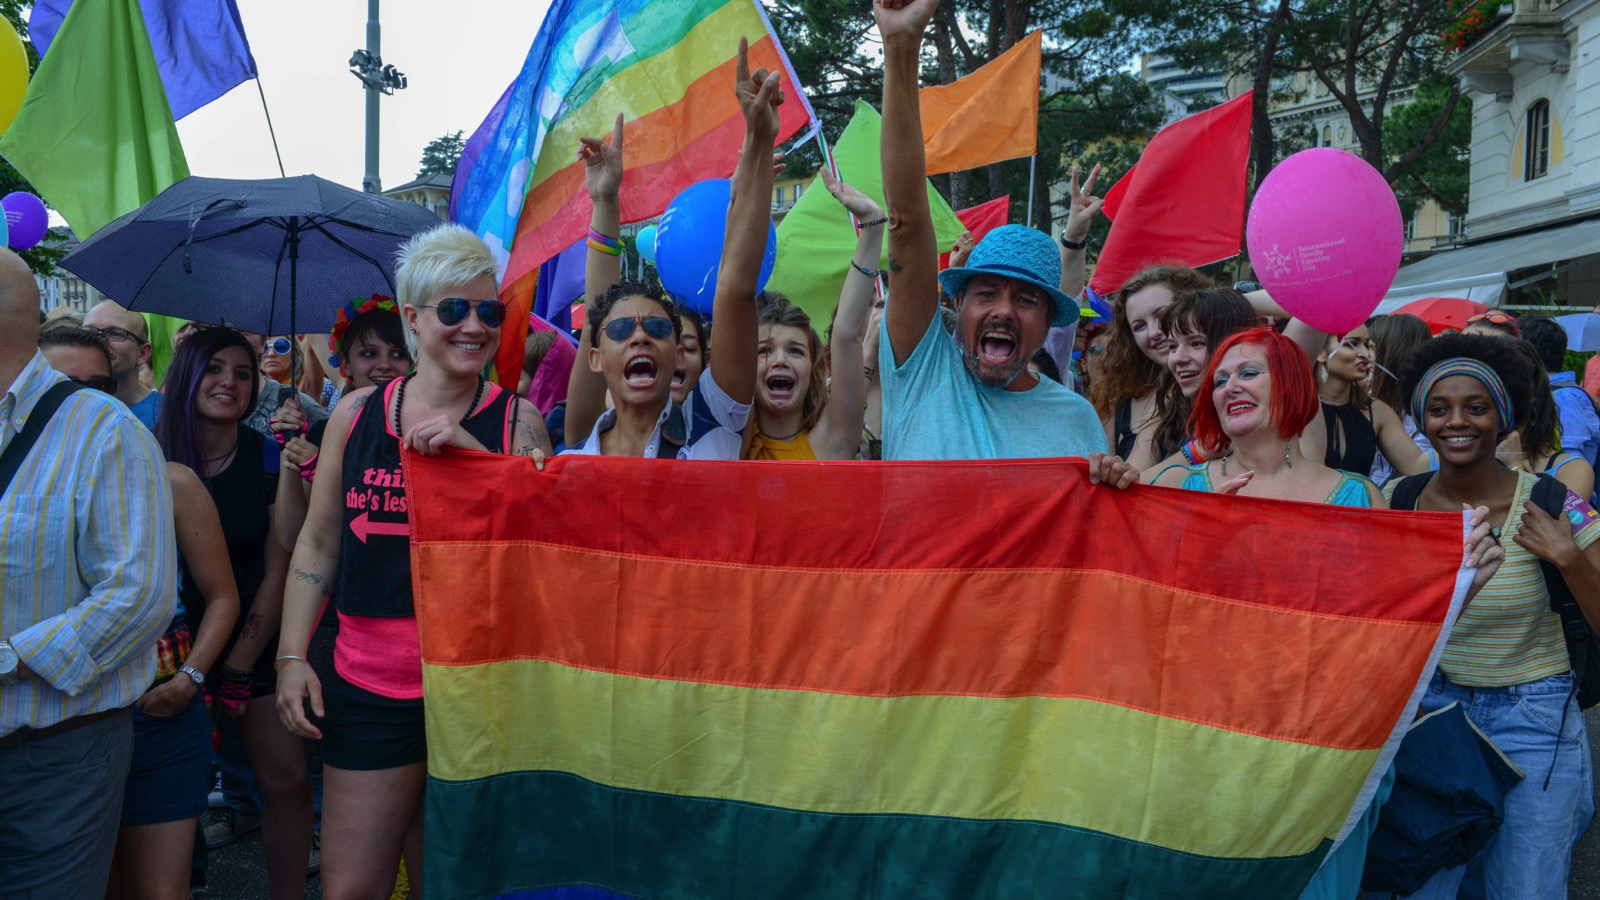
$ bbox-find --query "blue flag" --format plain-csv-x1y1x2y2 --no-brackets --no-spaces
534,239,586,334
30,0,256,120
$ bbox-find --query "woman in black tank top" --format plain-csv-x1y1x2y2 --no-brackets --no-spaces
1312,325,1431,479
272,225,552,895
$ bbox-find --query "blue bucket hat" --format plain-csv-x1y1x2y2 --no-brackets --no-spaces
937,225,1080,328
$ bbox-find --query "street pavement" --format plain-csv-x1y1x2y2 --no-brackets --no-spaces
197,708,1600,899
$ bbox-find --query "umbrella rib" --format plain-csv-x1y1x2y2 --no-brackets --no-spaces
188,218,286,244
307,221,399,295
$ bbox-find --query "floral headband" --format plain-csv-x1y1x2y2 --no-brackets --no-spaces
328,294,398,370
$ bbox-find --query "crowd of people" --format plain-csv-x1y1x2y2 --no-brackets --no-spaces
3,1,1599,898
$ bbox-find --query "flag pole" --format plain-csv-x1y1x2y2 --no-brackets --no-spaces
255,79,287,178
813,128,886,298
1026,155,1037,229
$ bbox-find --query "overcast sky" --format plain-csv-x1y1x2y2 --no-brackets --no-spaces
174,0,555,192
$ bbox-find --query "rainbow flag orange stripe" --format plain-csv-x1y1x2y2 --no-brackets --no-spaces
406,453,1469,899
451,0,817,290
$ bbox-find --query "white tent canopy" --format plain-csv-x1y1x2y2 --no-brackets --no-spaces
1378,217,1600,313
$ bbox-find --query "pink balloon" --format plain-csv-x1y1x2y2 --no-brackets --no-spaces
1246,149,1402,334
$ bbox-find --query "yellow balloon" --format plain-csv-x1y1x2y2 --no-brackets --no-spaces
0,19,28,137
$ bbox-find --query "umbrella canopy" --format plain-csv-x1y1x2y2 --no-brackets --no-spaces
60,175,443,336
1391,297,1490,335
1555,312,1600,352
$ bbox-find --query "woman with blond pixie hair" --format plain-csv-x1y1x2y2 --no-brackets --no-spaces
272,224,550,896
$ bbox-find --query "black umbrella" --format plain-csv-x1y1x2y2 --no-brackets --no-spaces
60,174,443,337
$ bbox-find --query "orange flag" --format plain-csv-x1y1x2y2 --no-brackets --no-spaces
921,31,1042,176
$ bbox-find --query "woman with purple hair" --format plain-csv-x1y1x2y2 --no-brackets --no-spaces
153,327,315,899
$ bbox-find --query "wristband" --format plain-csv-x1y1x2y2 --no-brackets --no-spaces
297,452,319,483
1059,234,1087,251
850,260,881,279
857,216,888,229
585,237,622,256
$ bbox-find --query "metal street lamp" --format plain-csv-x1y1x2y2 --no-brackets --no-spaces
349,1,408,193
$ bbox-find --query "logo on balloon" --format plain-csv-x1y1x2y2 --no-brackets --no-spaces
1245,148,1402,335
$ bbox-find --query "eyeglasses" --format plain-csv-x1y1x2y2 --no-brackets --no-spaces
419,298,506,328
70,375,119,394
263,337,293,355
87,326,142,345
603,315,674,343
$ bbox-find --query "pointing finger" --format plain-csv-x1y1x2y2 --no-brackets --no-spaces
736,36,749,85
611,112,624,150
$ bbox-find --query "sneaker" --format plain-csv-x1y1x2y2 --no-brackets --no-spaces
202,806,262,849
307,829,321,877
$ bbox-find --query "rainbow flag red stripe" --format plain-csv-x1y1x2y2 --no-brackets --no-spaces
451,0,817,290
406,453,1468,899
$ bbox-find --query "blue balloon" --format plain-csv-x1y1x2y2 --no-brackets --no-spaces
635,224,658,266
654,179,776,317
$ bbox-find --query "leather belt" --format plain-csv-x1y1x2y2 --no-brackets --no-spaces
0,707,123,750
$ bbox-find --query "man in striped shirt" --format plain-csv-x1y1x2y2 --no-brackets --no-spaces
0,249,176,897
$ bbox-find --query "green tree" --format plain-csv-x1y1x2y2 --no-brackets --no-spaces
1384,75,1471,219
417,130,465,178
0,3,67,276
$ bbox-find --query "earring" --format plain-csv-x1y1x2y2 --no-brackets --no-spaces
1284,442,1293,467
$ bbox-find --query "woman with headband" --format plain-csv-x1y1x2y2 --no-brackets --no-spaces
1390,332,1600,898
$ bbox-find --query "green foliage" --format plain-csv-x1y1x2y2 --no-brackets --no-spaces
418,131,465,178
1385,75,1471,219
0,2,63,276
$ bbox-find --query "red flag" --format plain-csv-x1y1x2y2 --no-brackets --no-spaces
1101,166,1134,221
1088,93,1253,296
940,195,1010,269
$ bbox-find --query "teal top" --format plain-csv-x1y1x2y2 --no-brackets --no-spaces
1157,464,1379,508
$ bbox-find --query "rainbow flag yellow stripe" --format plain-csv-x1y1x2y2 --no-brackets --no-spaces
407,453,1468,899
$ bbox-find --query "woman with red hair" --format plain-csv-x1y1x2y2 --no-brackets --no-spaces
1152,326,1385,507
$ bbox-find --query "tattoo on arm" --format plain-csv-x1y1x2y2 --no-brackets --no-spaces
239,611,262,641
350,393,370,411
291,567,332,597
512,412,553,457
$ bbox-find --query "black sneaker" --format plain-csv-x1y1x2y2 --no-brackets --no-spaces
202,806,262,849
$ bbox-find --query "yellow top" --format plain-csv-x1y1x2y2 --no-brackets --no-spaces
746,426,817,461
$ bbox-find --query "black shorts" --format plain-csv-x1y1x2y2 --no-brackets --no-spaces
320,669,425,771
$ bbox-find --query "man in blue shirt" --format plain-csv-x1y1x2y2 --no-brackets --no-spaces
1522,315,1600,469
83,300,162,430
873,0,1106,462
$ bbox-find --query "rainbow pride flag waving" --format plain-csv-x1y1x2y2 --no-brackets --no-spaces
451,0,817,289
407,454,1470,899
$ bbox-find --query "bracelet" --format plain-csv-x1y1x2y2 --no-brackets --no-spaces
219,664,252,682
850,260,881,279
857,216,888,229
586,227,622,249
1059,234,1087,251
1180,440,1201,465
297,452,319,483
274,654,307,669
585,237,622,256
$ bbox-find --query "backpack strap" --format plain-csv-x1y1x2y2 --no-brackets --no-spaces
0,381,83,501
656,402,687,459
1386,472,1436,511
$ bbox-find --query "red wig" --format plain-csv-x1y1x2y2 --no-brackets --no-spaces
1189,326,1319,455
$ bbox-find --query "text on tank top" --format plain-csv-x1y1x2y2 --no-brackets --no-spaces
336,379,514,618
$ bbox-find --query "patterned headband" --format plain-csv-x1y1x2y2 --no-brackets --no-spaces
1411,357,1515,438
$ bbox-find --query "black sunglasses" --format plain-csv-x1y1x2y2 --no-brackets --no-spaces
71,375,119,394
419,298,506,328
603,315,674,343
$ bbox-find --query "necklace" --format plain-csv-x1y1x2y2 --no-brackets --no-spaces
393,373,486,436
762,421,805,442
1221,442,1292,476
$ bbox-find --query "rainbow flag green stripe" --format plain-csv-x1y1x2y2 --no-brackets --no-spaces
427,770,1331,900
424,659,1375,860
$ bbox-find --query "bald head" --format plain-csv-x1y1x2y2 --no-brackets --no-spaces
84,301,149,342
0,249,40,359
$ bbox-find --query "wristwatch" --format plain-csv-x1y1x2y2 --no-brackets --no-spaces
0,640,19,687
179,664,206,687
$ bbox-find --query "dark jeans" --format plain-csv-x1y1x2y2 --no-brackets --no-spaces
0,709,133,899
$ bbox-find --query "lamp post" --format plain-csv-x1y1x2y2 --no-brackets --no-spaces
349,0,407,193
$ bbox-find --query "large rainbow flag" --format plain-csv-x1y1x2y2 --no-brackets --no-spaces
407,453,1470,899
451,0,817,291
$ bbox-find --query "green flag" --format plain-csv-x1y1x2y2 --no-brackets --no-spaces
0,0,189,240
769,101,967,322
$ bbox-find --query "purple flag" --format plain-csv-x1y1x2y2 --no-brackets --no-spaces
534,239,586,334
30,0,256,120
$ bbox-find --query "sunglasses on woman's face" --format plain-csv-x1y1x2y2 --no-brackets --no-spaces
419,298,506,328
603,315,674,343
263,337,293,355
70,375,119,394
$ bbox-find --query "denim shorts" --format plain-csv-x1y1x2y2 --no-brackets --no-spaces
122,690,211,826
1402,671,1594,899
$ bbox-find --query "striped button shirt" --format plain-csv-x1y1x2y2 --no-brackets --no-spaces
0,351,175,737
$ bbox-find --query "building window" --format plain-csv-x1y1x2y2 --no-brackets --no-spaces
794,183,803,200
772,187,785,209
1337,126,1347,146
1447,214,1465,240
1322,125,1332,147
1526,99,1550,181
1404,217,1416,242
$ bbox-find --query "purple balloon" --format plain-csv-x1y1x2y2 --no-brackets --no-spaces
3,192,47,250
